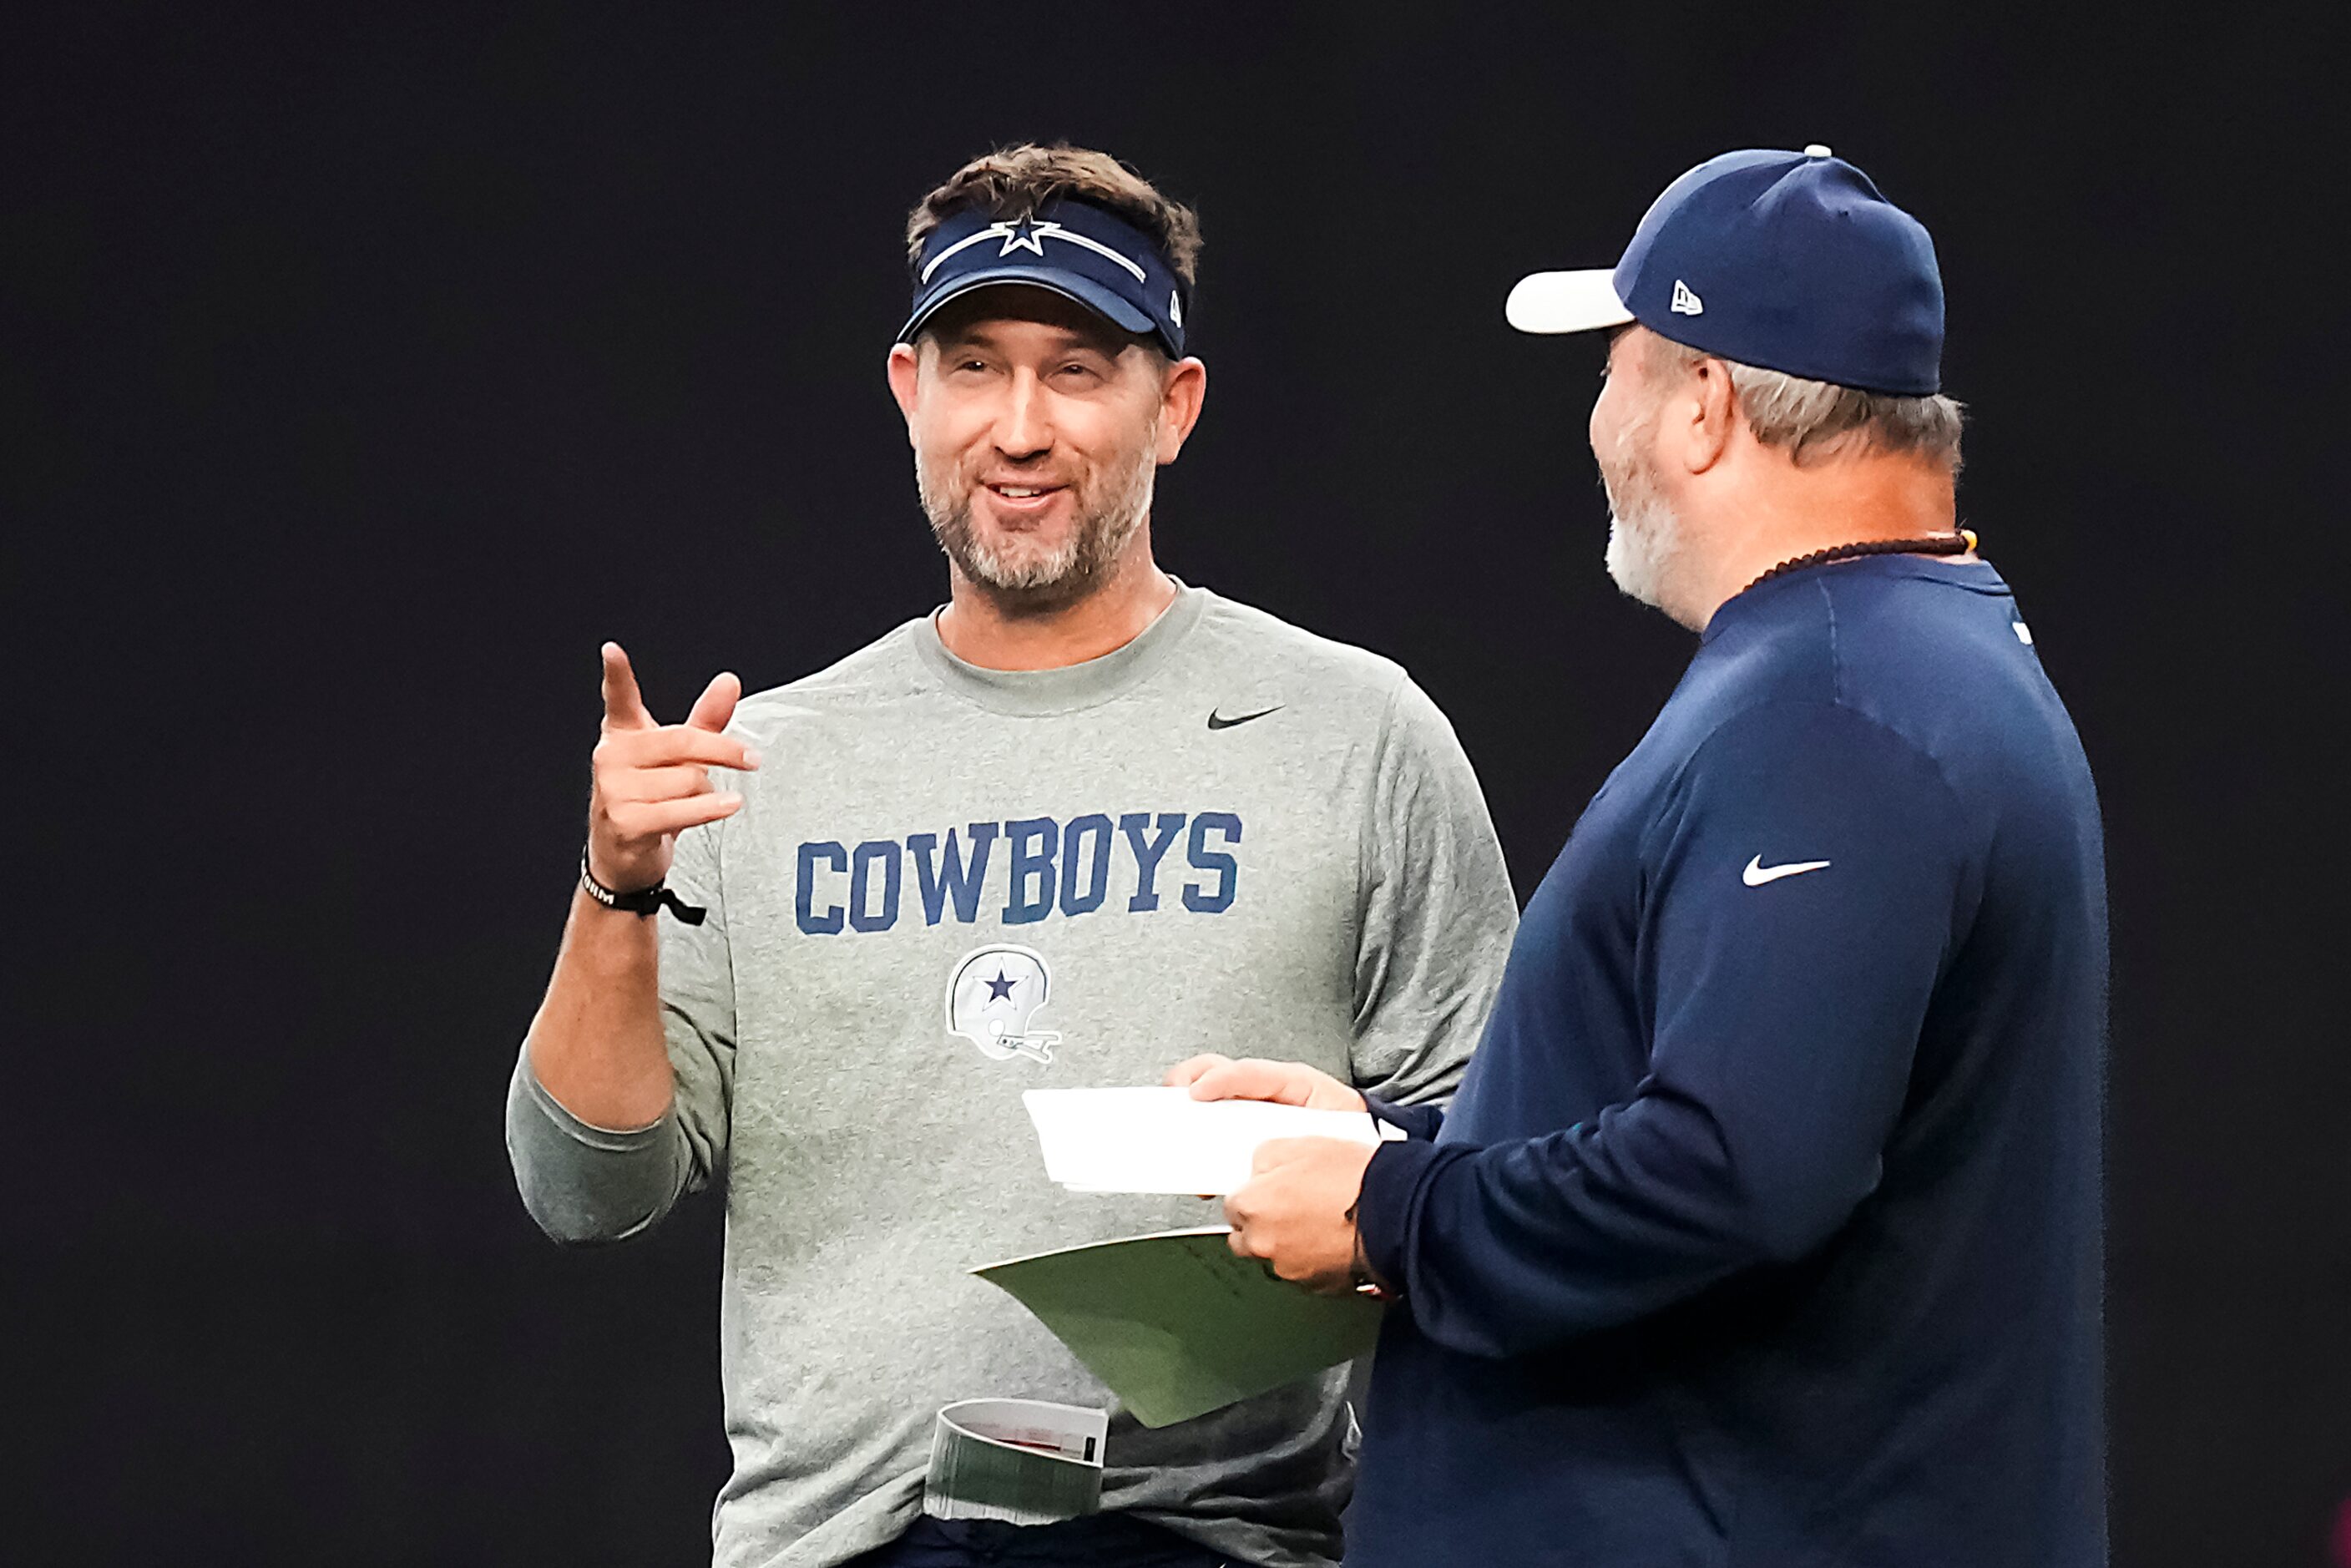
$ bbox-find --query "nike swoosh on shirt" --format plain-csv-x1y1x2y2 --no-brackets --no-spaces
1206,706,1283,731
1742,855,1833,886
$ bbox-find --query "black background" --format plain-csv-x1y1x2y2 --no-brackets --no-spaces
9,4,2347,1564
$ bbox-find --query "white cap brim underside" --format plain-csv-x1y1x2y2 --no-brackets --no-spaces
1505,270,1635,335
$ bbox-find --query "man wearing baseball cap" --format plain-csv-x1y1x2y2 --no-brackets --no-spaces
504,144,1519,1567
1179,148,2109,1565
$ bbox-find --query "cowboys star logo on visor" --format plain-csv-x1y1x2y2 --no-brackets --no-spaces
900,197,1191,360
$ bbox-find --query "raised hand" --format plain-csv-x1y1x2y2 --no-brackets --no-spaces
1164,1054,1368,1115
588,642,760,894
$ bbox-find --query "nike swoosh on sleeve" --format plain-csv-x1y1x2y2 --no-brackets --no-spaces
1742,855,1833,886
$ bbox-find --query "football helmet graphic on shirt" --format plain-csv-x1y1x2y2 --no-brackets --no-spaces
944,944,1063,1064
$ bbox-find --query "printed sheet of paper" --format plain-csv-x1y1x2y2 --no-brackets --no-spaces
1022,1085,1402,1196
973,1226,1384,1429
923,1398,1107,1525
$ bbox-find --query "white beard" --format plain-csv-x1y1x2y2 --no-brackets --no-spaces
1597,416,1685,615
1603,493,1682,611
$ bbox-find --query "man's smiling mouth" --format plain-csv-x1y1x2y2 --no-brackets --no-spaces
982,481,1071,517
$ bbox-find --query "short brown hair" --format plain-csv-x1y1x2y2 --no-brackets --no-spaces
905,143,1202,287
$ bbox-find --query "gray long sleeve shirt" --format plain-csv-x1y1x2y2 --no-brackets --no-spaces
507,584,1519,1568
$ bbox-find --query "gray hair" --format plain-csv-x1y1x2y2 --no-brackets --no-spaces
1648,333,1965,473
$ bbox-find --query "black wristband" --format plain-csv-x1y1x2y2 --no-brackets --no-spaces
1346,1200,1398,1302
579,850,707,926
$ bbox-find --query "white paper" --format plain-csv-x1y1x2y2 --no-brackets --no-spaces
1021,1085,1402,1196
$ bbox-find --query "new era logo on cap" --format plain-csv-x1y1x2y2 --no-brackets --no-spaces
1671,279,1704,316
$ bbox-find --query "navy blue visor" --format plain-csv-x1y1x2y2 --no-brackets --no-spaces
900,198,1190,359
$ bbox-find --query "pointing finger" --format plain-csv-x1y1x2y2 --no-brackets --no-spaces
600,643,655,732
686,670,742,734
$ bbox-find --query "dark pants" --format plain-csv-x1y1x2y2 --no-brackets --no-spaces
841,1512,1233,1567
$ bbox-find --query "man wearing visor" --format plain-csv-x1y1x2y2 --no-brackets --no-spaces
504,144,1518,1567
1181,148,2108,1565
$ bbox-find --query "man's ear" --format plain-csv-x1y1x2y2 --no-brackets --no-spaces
1681,357,1737,474
886,341,922,445
1155,356,1208,466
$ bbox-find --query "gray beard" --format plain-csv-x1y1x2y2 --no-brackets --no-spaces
919,439,1159,614
1598,414,1685,616
1603,494,1682,611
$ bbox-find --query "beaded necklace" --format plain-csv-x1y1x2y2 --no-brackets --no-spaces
1743,528,1979,594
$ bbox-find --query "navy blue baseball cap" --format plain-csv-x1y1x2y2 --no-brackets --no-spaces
1505,145,1944,396
900,197,1191,359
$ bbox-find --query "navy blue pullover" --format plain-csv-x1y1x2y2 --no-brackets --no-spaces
1351,556,2107,1567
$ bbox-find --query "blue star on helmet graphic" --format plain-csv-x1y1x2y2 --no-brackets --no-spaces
984,969,1018,1003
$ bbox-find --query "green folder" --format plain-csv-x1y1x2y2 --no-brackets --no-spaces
973,1226,1385,1428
